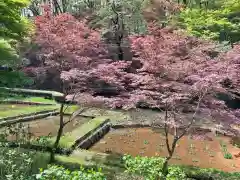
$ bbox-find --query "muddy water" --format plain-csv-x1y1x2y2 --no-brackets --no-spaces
90,128,240,172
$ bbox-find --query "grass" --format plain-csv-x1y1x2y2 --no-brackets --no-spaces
53,116,109,148
56,149,124,172
0,87,64,97
180,165,240,180
0,104,58,119
2,96,57,104
63,105,80,114
19,97,56,104
31,151,50,173
1,94,130,123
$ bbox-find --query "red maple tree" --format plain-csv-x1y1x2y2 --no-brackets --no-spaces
25,10,240,135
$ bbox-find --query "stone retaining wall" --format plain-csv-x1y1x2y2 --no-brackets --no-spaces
0,100,55,106
0,110,59,128
0,87,64,101
77,121,111,149
0,109,58,121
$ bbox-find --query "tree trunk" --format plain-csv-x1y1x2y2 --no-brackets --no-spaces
53,0,62,15
62,0,67,12
117,41,123,60
162,156,171,177
49,103,64,163
162,137,177,177
29,6,40,16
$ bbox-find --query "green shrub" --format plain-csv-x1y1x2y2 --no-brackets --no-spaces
182,166,240,180
0,71,33,88
123,155,240,179
223,152,233,159
35,165,106,180
123,155,188,179
123,155,164,180
0,145,35,180
166,167,186,180
177,8,237,41
32,136,53,147
175,0,240,43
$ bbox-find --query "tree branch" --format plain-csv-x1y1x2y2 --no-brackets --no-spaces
63,107,87,126
177,91,206,140
164,109,171,155
63,93,78,113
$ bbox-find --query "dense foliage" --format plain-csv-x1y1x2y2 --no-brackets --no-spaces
2,1,239,179
25,7,240,135
0,0,34,88
36,165,106,180
123,155,165,179
0,0,32,64
176,0,240,43
0,147,34,180
23,8,107,90
123,155,240,180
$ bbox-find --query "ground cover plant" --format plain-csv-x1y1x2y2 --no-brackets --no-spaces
123,155,240,180
2,96,57,104
0,104,58,119
35,165,106,180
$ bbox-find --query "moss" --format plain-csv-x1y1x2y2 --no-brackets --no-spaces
56,154,85,165
31,152,50,173
63,105,80,115
20,97,57,104
2,96,57,104
52,117,109,148
55,150,104,170
0,87,64,97
0,104,58,119
56,149,123,172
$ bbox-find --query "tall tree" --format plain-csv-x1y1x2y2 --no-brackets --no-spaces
0,0,32,64
28,6,240,135
0,0,33,88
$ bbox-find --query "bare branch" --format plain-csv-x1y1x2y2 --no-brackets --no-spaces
63,92,79,113
63,107,87,126
177,90,207,140
164,108,171,155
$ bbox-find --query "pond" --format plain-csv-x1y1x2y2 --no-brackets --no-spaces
90,128,240,172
